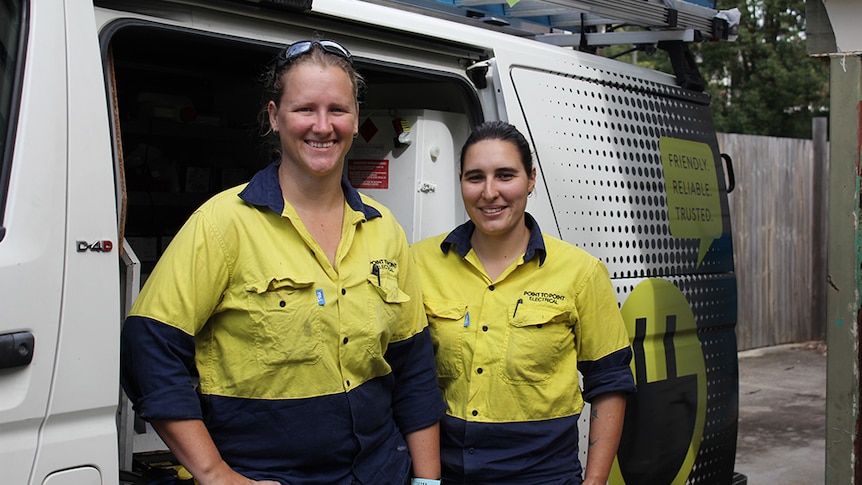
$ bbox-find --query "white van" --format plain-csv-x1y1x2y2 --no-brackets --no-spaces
0,1,740,484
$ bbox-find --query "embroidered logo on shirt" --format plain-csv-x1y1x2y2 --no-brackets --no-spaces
522,291,566,305
370,259,397,272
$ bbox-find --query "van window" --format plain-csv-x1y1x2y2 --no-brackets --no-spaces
0,0,25,239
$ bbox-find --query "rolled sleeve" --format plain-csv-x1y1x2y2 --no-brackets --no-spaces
385,326,447,434
578,347,637,402
120,316,202,421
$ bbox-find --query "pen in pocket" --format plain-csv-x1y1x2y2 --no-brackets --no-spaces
372,263,381,285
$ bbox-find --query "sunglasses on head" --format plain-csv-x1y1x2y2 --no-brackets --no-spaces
275,40,352,70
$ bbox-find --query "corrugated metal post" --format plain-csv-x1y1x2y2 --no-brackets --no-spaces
825,53,862,484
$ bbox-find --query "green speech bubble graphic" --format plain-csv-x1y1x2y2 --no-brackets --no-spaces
660,138,722,266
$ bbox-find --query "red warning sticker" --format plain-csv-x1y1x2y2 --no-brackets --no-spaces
348,159,389,189
359,118,378,143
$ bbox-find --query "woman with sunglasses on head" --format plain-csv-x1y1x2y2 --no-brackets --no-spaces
121,40,445,485
411,121,636,485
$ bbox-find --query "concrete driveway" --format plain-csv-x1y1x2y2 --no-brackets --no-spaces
734,341,827,484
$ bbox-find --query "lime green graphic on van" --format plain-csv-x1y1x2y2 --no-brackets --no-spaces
660,137,722,267
610,278,706,485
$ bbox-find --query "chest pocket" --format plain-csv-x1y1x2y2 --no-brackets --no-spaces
502,302,573,385
365,269,410,358
367,271,410,304
424,298,468,379
246,276,321,366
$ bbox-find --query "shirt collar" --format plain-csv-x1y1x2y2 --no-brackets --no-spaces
238,162,382,220
440,212,547,265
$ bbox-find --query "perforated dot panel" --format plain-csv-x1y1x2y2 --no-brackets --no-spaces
511,65,733,278
510,63,738,484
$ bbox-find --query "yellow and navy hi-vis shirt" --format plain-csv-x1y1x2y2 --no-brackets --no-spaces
121,162,446,485
411,213,635,484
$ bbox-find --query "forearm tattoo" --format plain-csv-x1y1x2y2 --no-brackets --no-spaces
589,407,600,447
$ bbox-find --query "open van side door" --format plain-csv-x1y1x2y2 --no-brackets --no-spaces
0,2,119,484
485,45,738,485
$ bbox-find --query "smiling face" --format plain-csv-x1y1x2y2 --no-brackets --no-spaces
461,138,536,240
267,63,359,181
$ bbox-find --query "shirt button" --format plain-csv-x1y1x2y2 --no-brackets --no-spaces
488,285,495,291
346,380,350,387
343,337,349,344
482,326,488,332
341,288,346,295
472,410,478,416
477,368,483,374
469,448,475,454
279,301,286,307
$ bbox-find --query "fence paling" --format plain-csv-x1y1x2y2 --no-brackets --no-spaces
717,132,827,350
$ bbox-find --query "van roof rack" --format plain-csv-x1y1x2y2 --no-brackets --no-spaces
362,0,734,48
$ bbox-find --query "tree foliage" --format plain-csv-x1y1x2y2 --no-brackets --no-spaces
607,0,829,138
700,0,829,137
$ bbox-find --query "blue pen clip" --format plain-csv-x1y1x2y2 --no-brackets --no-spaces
316,289,325,306
464,311,470,327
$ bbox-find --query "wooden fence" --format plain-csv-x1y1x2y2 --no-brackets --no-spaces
718,120,829,350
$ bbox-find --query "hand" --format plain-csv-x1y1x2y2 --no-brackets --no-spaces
195,466,280,485
148,420,282,485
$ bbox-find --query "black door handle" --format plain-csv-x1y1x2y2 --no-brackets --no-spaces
720,153,735,193
0,331,34,369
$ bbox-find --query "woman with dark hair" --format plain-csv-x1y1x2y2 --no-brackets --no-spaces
121,40,445,485
412,121,635,485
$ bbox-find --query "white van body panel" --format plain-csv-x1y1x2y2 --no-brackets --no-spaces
31,0,120,480
0,2,70,484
